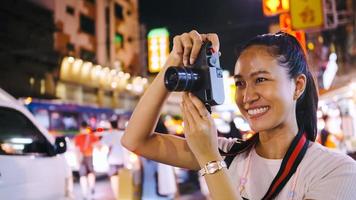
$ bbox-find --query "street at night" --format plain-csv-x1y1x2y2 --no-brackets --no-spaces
1,0,356,199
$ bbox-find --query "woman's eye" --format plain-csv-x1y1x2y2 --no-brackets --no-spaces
235,80,245,88
256,77,267,84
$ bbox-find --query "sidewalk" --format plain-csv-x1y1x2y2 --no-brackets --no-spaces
73,177,115,200
73,176,206,200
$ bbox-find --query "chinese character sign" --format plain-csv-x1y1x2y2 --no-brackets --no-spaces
290,0,324,30
263,0,289,16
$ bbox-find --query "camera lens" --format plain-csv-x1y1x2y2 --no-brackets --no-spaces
164,67,202,91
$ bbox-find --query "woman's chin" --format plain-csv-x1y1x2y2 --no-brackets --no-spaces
249,123,272,133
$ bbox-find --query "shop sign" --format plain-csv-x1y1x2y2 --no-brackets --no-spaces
147,28,170,73
279,14,307,52
290,0,324,30
262,0,289,16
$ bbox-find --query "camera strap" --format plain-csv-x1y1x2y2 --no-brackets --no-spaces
219,130,309,200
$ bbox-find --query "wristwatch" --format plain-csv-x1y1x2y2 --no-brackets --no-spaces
199,160,227,176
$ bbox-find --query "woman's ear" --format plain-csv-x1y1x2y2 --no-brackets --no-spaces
294,74,307,100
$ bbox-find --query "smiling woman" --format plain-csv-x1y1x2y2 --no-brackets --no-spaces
121,30,356,200
234,45,305,136
220,32,356,200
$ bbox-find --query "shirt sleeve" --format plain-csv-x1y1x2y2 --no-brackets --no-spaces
217,137,238,153
92,134,100,143
304,157,356,200
74,135,80,146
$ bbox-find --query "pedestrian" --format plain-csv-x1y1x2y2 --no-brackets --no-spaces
319,114,332,147
154,117,177,198
74,121,99,199
121,30,356,199
100,118,128,199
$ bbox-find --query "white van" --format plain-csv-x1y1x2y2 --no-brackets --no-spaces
0,88,73,200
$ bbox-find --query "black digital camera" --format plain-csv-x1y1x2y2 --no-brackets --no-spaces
164,42,225,109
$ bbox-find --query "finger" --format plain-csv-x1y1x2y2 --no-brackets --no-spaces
182,101,196,135
166,36,184,67
202,33,220,53
172,35,183,56
188,93,211,119
189,30,203,65
182,93,198,124
182,92,195,125
180,33,193,66
180,102,190,133
184,93,205,124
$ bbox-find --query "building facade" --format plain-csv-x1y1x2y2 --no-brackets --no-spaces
33,0,142,73
0,0,58,98
30,0,145,109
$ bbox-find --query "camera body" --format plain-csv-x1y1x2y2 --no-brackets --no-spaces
164,42,225,106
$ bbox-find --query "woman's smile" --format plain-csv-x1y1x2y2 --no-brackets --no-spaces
234,45,298,132
246,105,270,120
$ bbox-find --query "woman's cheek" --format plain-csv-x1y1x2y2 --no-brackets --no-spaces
235,92,244,108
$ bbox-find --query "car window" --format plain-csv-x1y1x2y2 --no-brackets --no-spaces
0,107,55,156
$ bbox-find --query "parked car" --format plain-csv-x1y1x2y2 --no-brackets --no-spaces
0,88,73,200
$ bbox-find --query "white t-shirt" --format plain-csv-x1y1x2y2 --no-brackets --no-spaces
218,137,356,200
101,130,128,165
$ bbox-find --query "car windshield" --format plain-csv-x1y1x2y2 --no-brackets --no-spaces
0,107,54,156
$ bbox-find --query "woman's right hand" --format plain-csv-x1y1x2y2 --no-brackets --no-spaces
166,30,221,162
122,30,220,171
163,30,220,70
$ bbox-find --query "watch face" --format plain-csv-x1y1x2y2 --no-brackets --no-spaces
207,165,218,174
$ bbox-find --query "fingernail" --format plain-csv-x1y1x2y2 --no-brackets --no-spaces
190,58,195,64
183,59,188,66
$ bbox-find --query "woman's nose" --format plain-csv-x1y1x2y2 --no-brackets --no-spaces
242,86,259,104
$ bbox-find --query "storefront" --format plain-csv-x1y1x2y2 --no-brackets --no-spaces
319,80,356,153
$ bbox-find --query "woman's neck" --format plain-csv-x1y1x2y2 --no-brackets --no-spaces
255,123,298,159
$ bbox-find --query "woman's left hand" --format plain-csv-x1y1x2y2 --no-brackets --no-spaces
181,93,222,166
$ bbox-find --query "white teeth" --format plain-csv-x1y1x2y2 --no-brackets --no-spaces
247,106,269,116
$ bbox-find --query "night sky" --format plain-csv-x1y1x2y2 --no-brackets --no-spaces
139,0,278,73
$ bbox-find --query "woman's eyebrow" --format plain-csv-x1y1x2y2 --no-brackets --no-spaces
250,70,270,77
233,74,242,79
233,70,270,79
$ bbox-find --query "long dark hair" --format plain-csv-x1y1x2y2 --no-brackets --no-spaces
240,32,318,141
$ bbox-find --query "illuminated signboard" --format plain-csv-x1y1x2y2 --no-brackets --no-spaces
279,13,307,52
290,0,324,30
147,28,169,73
262,0,289,16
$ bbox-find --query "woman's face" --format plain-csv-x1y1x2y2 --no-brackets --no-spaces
234,45,296,132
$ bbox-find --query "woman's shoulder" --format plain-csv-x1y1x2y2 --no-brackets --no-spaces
308,142,355,163
301,142,356,199
302,142,356,175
